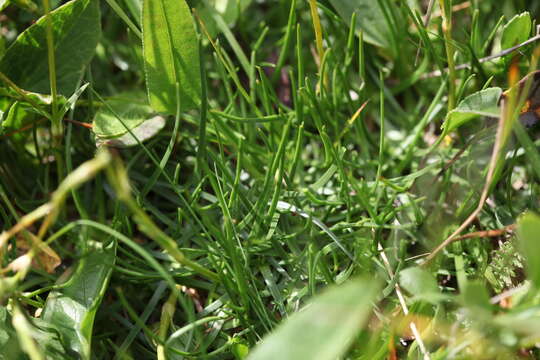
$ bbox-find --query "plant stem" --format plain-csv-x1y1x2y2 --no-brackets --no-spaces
41,0,64,182
439,0,456,111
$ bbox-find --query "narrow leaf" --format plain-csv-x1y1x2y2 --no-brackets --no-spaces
142,0,201,113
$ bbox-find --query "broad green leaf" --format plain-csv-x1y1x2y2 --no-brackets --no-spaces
41,239,116,359
329,0,391,50
443,87,502,134
0,0,101,96
247,278,379,360
501,12,531,50
517,212,540,288
95,115,166,147
92,92,153,138
142,0,201,113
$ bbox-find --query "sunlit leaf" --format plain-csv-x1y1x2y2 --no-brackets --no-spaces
92,92,153,138
142,0,201,113
0,0,9,12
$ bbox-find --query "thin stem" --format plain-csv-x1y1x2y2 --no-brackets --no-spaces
439,0,456,111
41,0,64,181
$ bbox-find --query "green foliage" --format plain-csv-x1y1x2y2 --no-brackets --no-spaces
40,240,116,359
0,307,23,359
399,266,444,304
248,279,379,360
92,92,152,138
329,0,393,52
142,0,201,113
96,115,166,147
501,12,532,50
1,0,540,359
0,0,100,95
517,212,540,288
486,240,523,292
443,87,502,134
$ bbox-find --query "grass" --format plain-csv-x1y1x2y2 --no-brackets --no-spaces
1,0,540,359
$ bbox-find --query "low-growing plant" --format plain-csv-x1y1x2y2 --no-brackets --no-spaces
1,0,540,359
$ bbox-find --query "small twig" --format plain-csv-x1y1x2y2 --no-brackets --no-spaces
2,119,47,138
421,32,540,79
453,224,515,241
64,118,93,129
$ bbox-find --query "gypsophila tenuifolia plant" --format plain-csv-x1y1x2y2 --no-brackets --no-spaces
1,0,540,359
